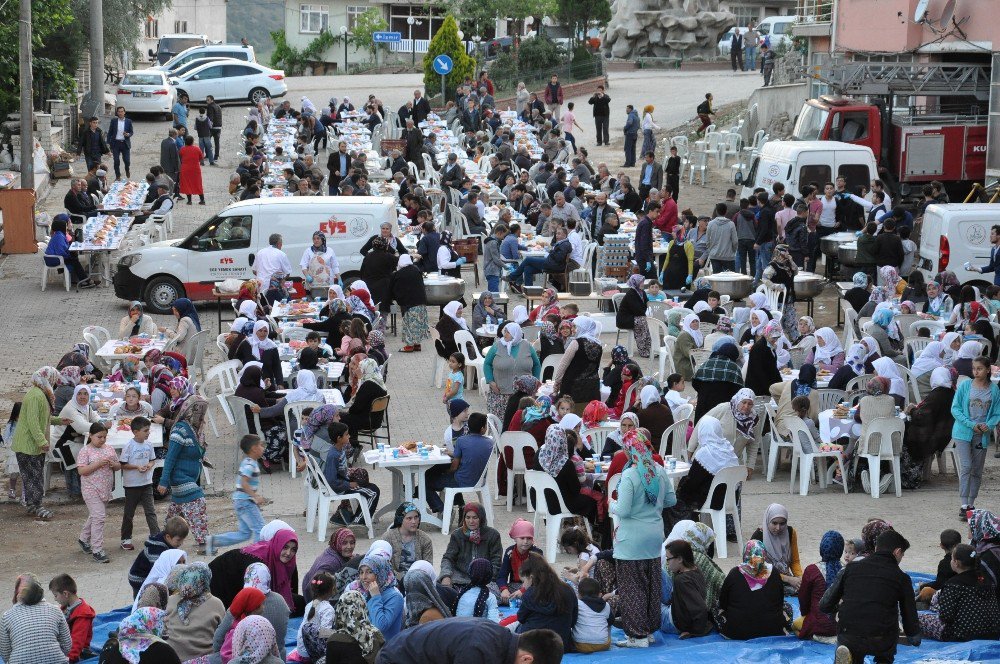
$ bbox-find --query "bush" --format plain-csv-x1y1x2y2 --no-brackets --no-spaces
488,51,519,92
517,35,563,75
424,15,476,101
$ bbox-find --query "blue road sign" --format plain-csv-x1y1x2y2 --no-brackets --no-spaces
432,54,454,76
373,31,402,43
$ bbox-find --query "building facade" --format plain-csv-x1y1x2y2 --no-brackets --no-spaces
141,0,229,63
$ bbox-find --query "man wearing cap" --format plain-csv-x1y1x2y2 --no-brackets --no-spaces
147,184,174,215
107,106,134,179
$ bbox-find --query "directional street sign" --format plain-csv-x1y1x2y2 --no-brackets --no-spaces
432,54,454,76
373,31,402,43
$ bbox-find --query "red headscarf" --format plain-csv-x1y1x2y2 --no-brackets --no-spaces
229,587,266,621
242,530,298,609
582,400,609,428
968,301,988,324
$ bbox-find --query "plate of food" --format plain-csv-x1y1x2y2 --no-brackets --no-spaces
128,336,152,346
114,344,143,354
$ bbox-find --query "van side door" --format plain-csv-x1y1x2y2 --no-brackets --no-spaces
182,212,256,283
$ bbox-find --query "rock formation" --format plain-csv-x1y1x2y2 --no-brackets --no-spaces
603,0,735,61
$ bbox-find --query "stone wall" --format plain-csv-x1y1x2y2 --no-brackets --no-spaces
603,0,735,61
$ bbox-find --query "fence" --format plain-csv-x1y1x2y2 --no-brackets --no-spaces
795,0,834,23
487,57,605,97
386,39,477,55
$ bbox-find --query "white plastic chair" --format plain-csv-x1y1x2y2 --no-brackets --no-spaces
787,418,848,496
814,389,847,412
82,332,113,375
909,319,945,337
226,395,261,439
582,426,617,456
845,374,874,393
658,419,689,460
303,454,374,541
540,354,563,382
216,333,230,354
40,242,72,292
206,360,241,425
284,400,322,478
83,326,111,349
688,150,708,185
525,469,592,564
765,403,795,482
756,283,786,316
894,364,921,406
693,465,747,559
647,317,672,378
183,329,209,384
938,440,961,476
500,431,538,512
280,327,313,343
453,330,487,393
855,416,903,499
440,449,495,534
429,328,448,388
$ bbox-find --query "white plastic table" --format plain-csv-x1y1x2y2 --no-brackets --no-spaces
280,361,345,383
95,338,169,361
362,446,451,527
105,420,164,501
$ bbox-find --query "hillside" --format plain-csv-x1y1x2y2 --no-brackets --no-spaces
227,0,284,60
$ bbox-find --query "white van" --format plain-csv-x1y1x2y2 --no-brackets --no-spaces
756,16,796,49
917,204,1000,287
113,197,397,313
150,34,210,65
736,140,878,200
153,44,257,74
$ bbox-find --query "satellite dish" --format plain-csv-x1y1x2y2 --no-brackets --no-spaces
914,0,930,22
939,0,956,27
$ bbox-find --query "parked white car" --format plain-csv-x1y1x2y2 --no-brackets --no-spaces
114,70,176,117
717,28,746,56
170,60,287,104
152,44,257,74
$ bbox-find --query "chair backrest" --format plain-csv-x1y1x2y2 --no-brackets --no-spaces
303,452,340,498
281,327,313,342
908,319,944,337
756,283,785,313
183,329,208,367
646,301,668,322
524,469,571,516
82,332,104,358
861,416,904,457
611,292,625,313
659,419,689,459
785,417,818,455
520,325,541,343
216,333,230,354
894,364,920,405
700,465,747,512
206,359,241,395
500,431,537,472
814,388,848,412
284,399,323,448
540,354,563,381
486,413,502,443
845,374,874,393
647,317,670,349
622,381,642,413
581,426,617,456
788,346,805,369
453,330,485,363
843,307,859,349
225,395,260,437
83,326,111,348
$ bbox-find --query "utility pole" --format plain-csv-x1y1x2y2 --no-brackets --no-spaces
18,0,33,189
82,0,105,119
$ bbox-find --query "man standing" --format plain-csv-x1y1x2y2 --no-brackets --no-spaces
623,105,639,168
638,152,663,201
754,191,776,281
412,89,431,124
206,95,223,160
194,108,215,166
814,182,839,239
171,93,189,130
967,225,1000,285
159,129,180,198
77,117,109,171
744,21,760,71
760,44,775,87
588,85,611,146
665,146,681,202
706,203,738,272
873,218,904,276
730,28,744,71
635,200,660,278
254,233,293,303
106,106,133,180
404,118,423,165
327,141,350,195
820,529,920,664
544,74,564,122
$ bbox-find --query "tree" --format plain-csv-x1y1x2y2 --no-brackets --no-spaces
555,0,611,49
441,0,553,40
64,0,173,67
350,7,388,63
423,15,475,102
0,0,75,120
270,29,342,75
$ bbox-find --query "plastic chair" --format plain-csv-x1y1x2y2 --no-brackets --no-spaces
226,395,261,438
540,354,563,382
581,426,617,456
500,431,538,512
814,388,848,412
205,360,241,426
765,403,795,482
902,337,932,368
524,469,592,564
894,364,921,406
182,330,209,384
82,332,113,375
303,454,374,541
647,317,672,378
40,242,72,292
659,419,689,460
786,418,848,496
454,330,487,392
845,374,874,393
356,395,391,450
284,400,322,478
937,440,961,476
440,449,495,534
280,327,313,343
611,293,632,353
854,416,904,498
693,465,747,559
688,150,708,185
216,333,230,354
83,326,111,349
909,319,945,337
429,328,448,388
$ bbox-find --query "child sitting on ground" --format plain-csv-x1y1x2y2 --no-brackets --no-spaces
561,527,601,583
573,577,613,653
498,519,543,605
455,558,500,621
559,303,579,321
289,571,336,662
48,573,96,663
660,540,711,639
917,529,962,606
127,516,189,596
918,543,1000,642
843,538,863,564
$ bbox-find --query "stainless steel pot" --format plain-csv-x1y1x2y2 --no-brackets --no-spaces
837,242,860,267
821,232,859,257
423,278,465,305
705,271,754,301
794,272,825,299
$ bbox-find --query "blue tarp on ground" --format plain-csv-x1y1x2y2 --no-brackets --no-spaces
70,572,1000,663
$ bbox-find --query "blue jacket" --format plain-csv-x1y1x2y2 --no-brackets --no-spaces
624,111,639,136
950,379,1000,444
158,433,205,503
612,464,675,560
367,586,403,641
44,231,72,266
500,234,526,262
979,244,1000,286
108,117,134,148
323,443,351,494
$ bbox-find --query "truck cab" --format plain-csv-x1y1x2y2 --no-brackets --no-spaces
792,97,882,162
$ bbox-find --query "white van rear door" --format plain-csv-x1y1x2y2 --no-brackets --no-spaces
953,215,993,280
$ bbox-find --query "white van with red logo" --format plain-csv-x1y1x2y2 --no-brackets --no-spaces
114,197,397,313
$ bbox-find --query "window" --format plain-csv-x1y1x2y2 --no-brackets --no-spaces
799,165,832,188
191,65,224,80
838,165,871,192
347,5,367,30
728,5,758,28
174,20,188,33
186,215,253,252
223,64,258,77
145,19,159,39
836,111,870,142
122,73,166,86
300,4,329,33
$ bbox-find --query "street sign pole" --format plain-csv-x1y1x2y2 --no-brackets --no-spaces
432,54,454,103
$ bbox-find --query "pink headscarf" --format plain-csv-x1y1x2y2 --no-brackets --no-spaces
242,529,298,609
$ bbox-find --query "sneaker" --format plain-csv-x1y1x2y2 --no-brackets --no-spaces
78,539,92,554
615,636,649,648
204,535,215,556
413,344,422,351
960,506,969,521
330,509,351,526
120,540,134,551
860,470,870,494
92,550,110,564
350,512,366,526
834,644,852,664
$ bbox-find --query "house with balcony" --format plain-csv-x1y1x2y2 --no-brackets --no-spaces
720,0,796,28
140,0,228,66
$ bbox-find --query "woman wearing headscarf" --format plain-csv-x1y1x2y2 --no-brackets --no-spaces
230,320,282,389
672,416,741,527
360,221,405,256
325,590,385,664
118,301,158,338
434,300,467,359
972,318,998,363
827,342,867,391
133,549,187,610
135,583,169,610
953,340,984,379
528,288,560,323
357,553,404,640
503,375,542,431
762,244,798,338
739,308,770,345
483,322,542,421
692,342,745,423
339,358,389,443
718,540,787,640
54,365,84,411
665,308,687,338
750,503,803,593
844,272,872,312
617,274,652,358
403,569,452,627
300,230,340,291
0,574,71,664
538,319,565,362
673,313,703,381
103,607,179,664
911,341,946,398
345,281,378,324
792,531,842,642
793,315,817,353
44,213,90,285
207,565,289,662
922,279,954,320
472,291,501,330
871,356,907,407
303,296,354,349
390,253,430,353
769,363,819,438
612,429,674,648
159,298,201,347
440,502,503,592
968,509,1000,603
861,335,882,372
210,530,303,616
635,384,674,445
746,321,784,395
12,367,64,520
806,327,844,372
554,317,604,414
163,563,225,661
302,527,360,601
532,425,599,526
384,502,434,581
233,365,290,469
602,345,633,408
360,236,399,315
229,615,282,664
297,404,340,461
109,354,144,384
435,230,464,283
58,342,101,379
867,305,903,360
901,366,956,489
664,521,725,611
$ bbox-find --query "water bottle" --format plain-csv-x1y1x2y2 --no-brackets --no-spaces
669,457,677,472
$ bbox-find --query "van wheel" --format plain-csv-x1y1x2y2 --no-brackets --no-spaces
144,276,185,314
249,87,269,105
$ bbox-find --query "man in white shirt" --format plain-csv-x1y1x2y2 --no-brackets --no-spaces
550,191,581,225
870,179,892,210
254,233,294,303
566,218,585,270
817,182,838,236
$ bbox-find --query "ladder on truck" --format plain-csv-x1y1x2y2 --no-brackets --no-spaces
809,61,991,100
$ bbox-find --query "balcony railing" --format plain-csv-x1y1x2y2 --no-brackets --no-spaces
796,0,834,24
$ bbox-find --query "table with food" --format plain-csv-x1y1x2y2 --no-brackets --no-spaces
94,335,169,361
100,181,149,212
362,442,452,527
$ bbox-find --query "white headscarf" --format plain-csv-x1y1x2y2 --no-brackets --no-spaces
238,300,258,321
500,322,523,352
910,341,945,377
397,254,413,268
231,318,250,332
249,320,277,359
845,343,867,375
750,309,770,336
748,292,767,310
132,548,187,611
328,284,345,301
930,366,953,390
259,520,294,541
798,316,816,335
69,384,92,417
558,413,582,431
812,327,844,365
872,357,906,398
861,336,880,359
692,301,711,314
693,416,739,475
639,384,661,409
443,301,468,329
285,369,322,403
511,305,529,324
573,316,602,343
957,340,984,360
941,332,962,363
681,313,703,347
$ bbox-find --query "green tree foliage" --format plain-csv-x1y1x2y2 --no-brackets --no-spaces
555,0,611,48
350,7,389,62
64,0,174,67
423,15,475,101
441,0,554,39
516,35,563,74
269,29,341,75
0,0,75,119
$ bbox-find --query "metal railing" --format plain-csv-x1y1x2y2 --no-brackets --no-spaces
486,57,605,96
796,0,834,23
386,39,477,55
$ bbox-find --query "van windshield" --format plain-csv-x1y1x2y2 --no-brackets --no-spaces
159,37,205,57
792,103,829,141
184,214,253,252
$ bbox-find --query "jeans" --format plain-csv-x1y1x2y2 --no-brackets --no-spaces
507,256,549,287
745,46,758,70
624,133,638,166
763,64,774,87
212,128,222,158
486,275,500,293
956,439,988,506
198,136,215,164
547,102,561,122
121,484,159,540
710,259,735,273
110,141,130,179
754,241,774,281
736,239,756,275
564,131,576,154
83,153,102,171
426,467,460,512
211,498,265,549
595,116,610,145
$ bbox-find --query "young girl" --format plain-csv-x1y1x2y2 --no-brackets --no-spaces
498,519,543,605
335,320,354,358
76,423,121,564
553,396,575,422
2,404,21,500
110,387,155,419
560,527,600,583
455,558,500,621
290,571,336,662
349,319,369,353
918,543,1000,641
443,353,466,408
951,355,1000,517
661,539,711,638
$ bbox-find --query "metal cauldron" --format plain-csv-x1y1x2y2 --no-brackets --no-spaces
705,271,754,301
794,272,825,299
837,242,860,267
820,232,859,258
423,277,465,305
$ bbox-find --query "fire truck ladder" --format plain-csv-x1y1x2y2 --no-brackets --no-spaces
810,61,991,100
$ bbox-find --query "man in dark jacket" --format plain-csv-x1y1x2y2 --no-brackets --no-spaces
327,140,351,195
638,152,663,201
193,108,215,166
461,100,481,134
64,178,98,217
107,106,134,179
506,227,573,288
77,117,109,171
375,618,563,664
754,191,776,280
411,89,431,124
440,153,465,190
784,203,810,267
874,218,904,271
623,105,639,167
416,221,441,273
206,95,223,160
820,529,920,664
587,85,611,146
159,128,181,198
635,200,660,277
730,29,744,71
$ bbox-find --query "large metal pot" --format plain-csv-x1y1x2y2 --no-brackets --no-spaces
423,277,465,305
705,271,754,301
821,232,859,257
837,242,860,267
794,272,825,299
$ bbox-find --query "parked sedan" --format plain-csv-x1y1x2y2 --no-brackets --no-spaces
114,70,176,117
169,59,287,105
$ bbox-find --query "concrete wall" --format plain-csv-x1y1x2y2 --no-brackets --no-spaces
836,0,996,53
747,81,808,136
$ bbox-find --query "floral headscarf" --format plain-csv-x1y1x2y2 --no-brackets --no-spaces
558,319,575,338
327,298,347,316
737,540,773,591
172,563,213,625
369,329,386,349
332,591,380,657
627,273,645,293
59,365,82,387
729,388,758,438
117,607,168,664
937,270,959,289
541,287,558,308
865,375,890,397
538,425,569,477
299,404,340,448
359,554,396,598
582,400,610,428
539,321,559,343
623,429,660,504
852,272,868,288
845,343,867,375
243,562,272,593
513,375,541,395
969,509,1000,548
666,520,716,556
819,530,845,583
232,615,279,664
31,366,60,409
169,376,192,410
792,363,817,398
359,358,386,391
522,396,553,427
870,266,900,303
861,518,894,555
